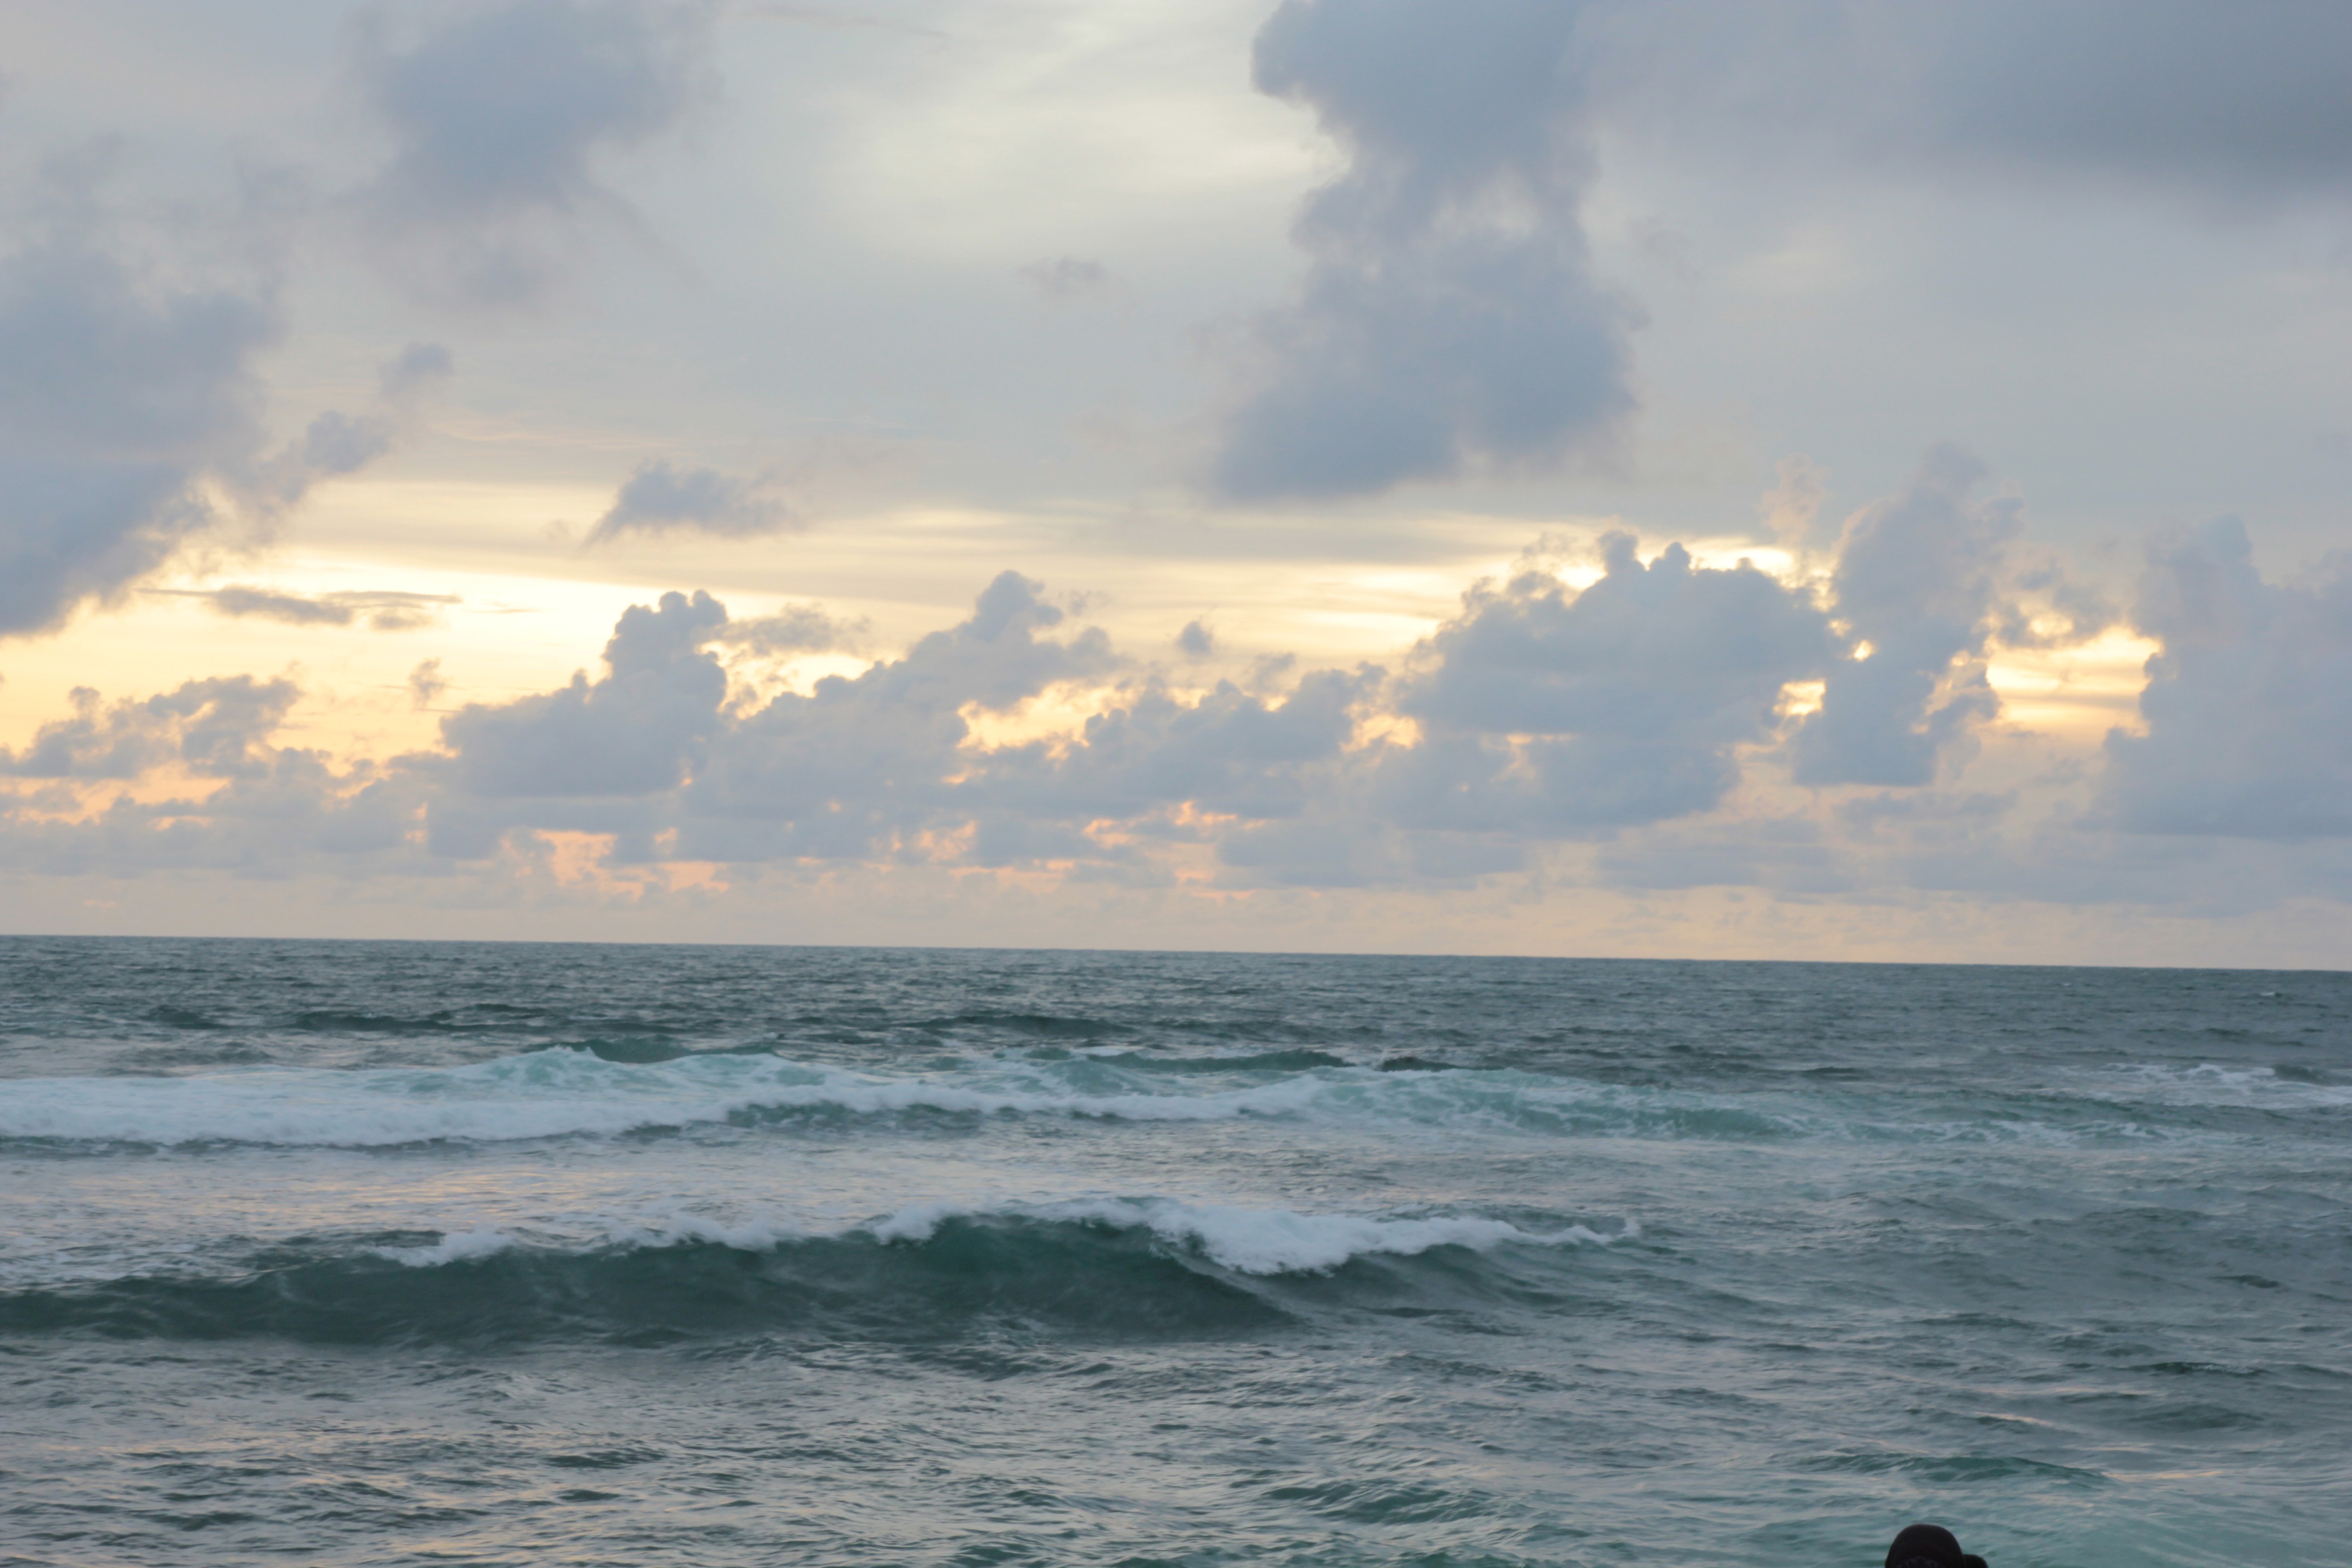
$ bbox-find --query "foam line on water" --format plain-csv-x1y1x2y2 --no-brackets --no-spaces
866,1197,1637,1275
0,1050,1345,1147
0,1047,2253,1151
353,1198,1641,1278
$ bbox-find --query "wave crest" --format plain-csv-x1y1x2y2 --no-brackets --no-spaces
0,1199,1625,1346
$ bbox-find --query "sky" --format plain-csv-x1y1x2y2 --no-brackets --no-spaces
1,0,2348,965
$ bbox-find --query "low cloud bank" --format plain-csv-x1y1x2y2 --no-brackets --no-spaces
5,461,2344,915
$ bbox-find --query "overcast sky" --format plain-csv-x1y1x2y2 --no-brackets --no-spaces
2,0,2348,965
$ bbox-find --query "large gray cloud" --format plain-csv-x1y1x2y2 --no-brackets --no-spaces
1212,0,1636,500
0,174,446,639
1593,1,2352,206
676,572,1119,863
966,665,1378,872
354,0,714,306
436,588,731,803
2099,517,2352,838
1385,534,1837,835
0,224,271,638
1790,447,2017,788
413,572,1118,863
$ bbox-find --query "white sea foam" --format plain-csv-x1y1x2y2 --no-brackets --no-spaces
866,1197,1636,1275
1,1048,1704,1149
2073,1063,2352,1110
0,1049,1359,1148
9,1044,2235,1151
355,1200,1636,1279
374,1227,518,1266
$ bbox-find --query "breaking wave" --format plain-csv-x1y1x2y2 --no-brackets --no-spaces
0,1044,2270,1151
0,1199,1633,1346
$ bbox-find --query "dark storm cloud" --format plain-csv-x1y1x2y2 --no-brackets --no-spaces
1211,0,1636,500
353,0,714,305
587,460,795,543
2099,517,2352,838
1789,446,2017,788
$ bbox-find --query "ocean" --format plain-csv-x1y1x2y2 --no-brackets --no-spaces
0,938,2344,1567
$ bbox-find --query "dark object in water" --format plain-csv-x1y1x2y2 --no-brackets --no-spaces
1886,1523,1987,1568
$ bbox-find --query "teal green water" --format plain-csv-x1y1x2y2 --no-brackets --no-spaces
1,938,2345,1565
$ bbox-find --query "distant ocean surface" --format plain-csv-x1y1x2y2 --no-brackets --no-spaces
1,939,2345,1567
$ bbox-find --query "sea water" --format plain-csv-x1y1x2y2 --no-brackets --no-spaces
0,938,2344,1567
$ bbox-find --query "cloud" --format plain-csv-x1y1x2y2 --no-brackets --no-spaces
1,676,300,781
0,154,445,640
2099,517,2352,838
0,207,272,638
586,460,796,543
1210,0,1636,500
242,342,456,514
0,678,424,877
353,0,716,306
1756,454,1828,548
8,500,2341,921
1177,620,1216,659
1021,256,1111,303
171,586,460,630
209,588,350,626
973,665,1376,843
1789,446,2017,788
408,659,448,709
1376,532,1835,841
1866,2,2352,202
710,603,865,657
1592,1,2352,208
435,589,731,811
676,572,1117,863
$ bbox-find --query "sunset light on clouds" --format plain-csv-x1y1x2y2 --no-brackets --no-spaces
3,0,2349,965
